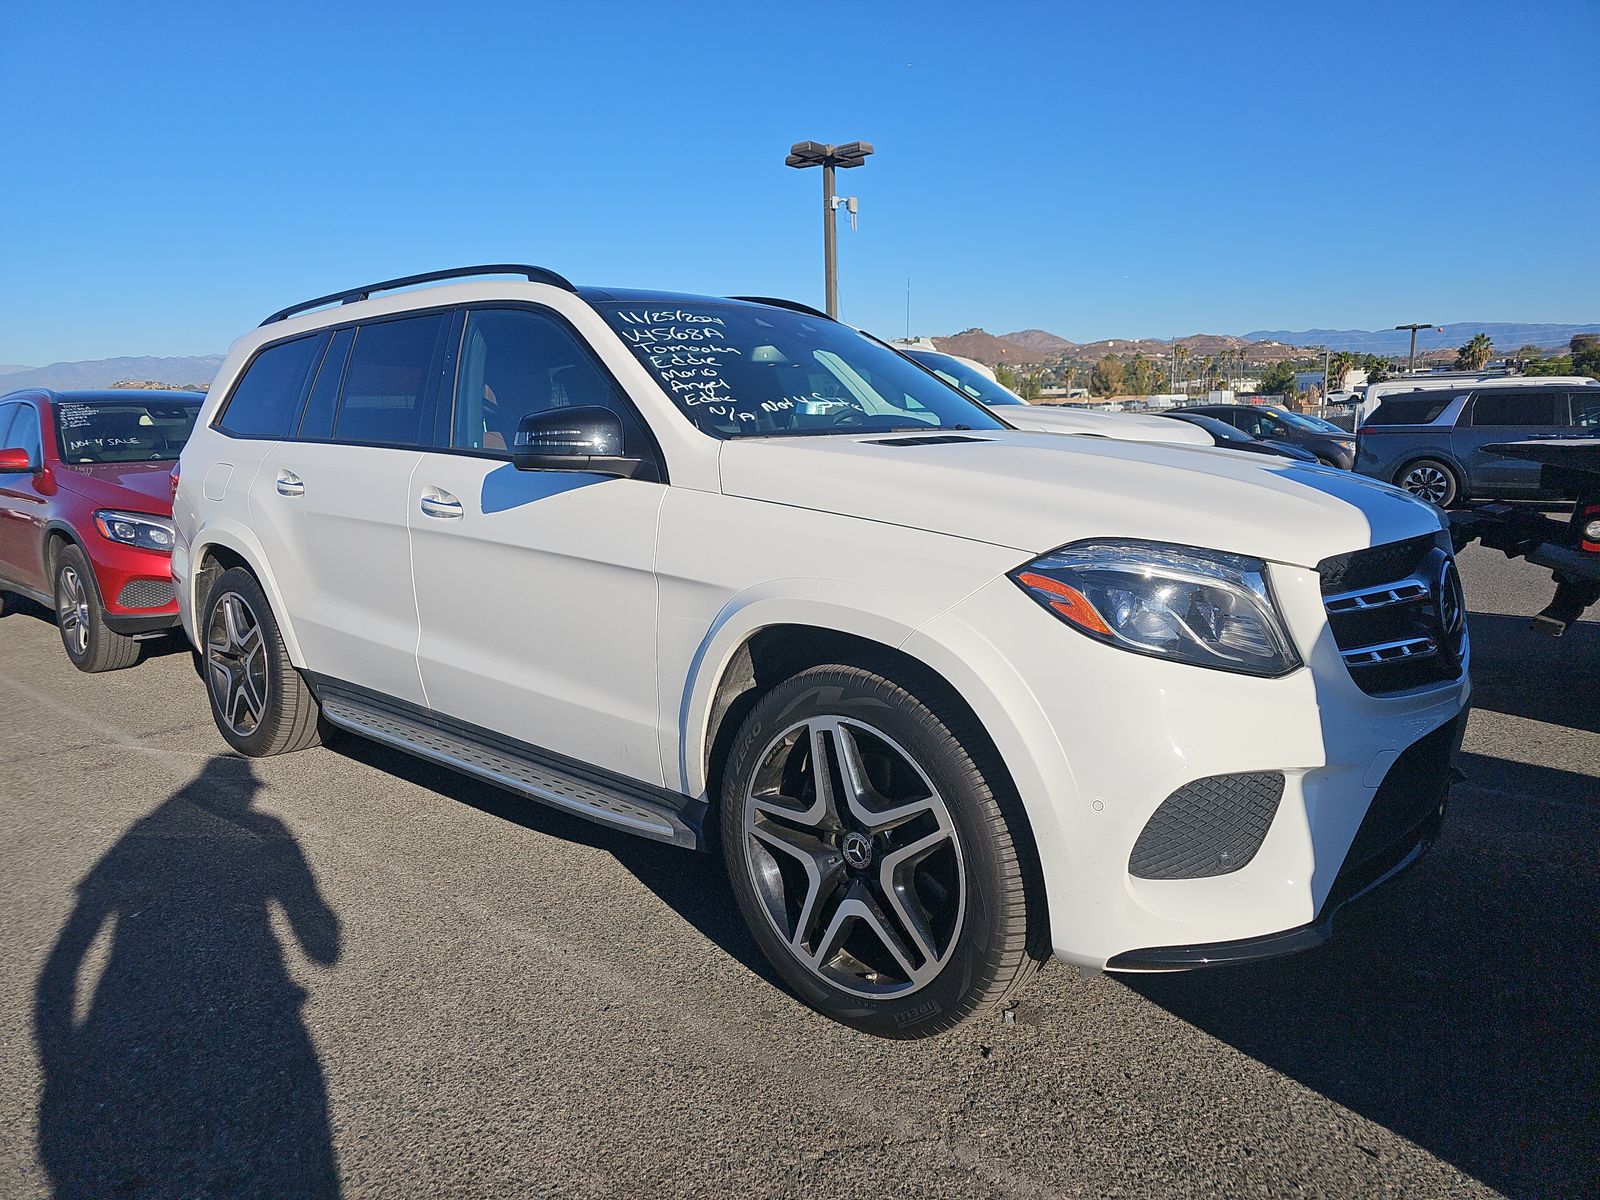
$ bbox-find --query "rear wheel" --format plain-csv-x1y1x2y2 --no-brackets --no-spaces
54,544,140,673
201,567,322,756
721,663,1034,1038
1396,458,1459,508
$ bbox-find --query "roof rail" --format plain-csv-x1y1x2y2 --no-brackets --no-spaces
260,264,577,326
727,295,833,321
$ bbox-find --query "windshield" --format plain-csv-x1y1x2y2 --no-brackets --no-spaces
1274,409,1345,434
54,397,203,463
594,301,1008,437
904,350,1026,406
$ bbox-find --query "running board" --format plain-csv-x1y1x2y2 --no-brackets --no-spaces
314,681,704,849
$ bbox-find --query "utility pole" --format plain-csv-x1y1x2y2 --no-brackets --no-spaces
785,140,874,319
1395,323,1433,375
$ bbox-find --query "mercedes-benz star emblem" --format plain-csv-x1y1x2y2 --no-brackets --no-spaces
1437,558,1465,642
841,831,873,870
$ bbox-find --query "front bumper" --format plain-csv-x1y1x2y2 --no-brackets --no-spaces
84,533,179,630
910,559,1472,971
1106,713,1464,970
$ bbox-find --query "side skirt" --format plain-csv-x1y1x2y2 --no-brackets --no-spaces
306,674,706,850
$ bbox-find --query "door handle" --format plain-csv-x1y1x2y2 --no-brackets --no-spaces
419,486,463,519
276,470,305,497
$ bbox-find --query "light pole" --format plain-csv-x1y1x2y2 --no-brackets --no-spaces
1395,322,1434,375
785,140,873,318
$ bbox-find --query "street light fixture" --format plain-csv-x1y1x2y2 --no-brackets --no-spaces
786,140,874,318
1394,322,1439,375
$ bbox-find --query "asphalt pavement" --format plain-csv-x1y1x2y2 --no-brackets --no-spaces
1,544,1595,1199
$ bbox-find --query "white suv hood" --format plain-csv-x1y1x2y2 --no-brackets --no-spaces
718,430,1442,568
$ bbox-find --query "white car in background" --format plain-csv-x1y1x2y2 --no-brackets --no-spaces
175,266,1470,1037
899,347,1213,447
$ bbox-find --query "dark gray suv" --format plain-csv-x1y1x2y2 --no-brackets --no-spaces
1355,383,1600,506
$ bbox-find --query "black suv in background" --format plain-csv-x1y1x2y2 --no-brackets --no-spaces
1355,383,1600,507
1178,404,1356,468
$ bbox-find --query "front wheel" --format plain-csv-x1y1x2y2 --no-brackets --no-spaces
1396,458,1460,508
54,544,140,673
721,663,1035,1037
201,567,323,756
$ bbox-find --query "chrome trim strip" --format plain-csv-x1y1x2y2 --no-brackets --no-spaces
1340,636,1439,666
1323,579,1430,613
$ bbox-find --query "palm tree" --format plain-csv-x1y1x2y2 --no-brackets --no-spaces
1328,351,1357,392
1455,333,1494,371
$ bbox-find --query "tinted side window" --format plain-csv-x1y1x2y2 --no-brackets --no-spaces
1567,389,1600,430
0,404,18,451
297,326,355,440
1469,391,1560,427
1236,410,1279,439
217,335,325,439
1367,395,1457,426
334,314,449,447
451,308,648,456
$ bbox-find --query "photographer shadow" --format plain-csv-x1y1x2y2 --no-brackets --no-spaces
34,757,342,1199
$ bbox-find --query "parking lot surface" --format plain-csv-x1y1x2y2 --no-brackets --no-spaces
1,544,1595,1199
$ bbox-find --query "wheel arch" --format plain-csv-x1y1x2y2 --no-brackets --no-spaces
1392,450,1466,484
41,521,96,598
686,598,1056,957
187,528,305,664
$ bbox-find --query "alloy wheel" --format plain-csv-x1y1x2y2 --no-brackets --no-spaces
57,566,90,656
741,716,965,998
205,592,268,736
1401,464,1451,505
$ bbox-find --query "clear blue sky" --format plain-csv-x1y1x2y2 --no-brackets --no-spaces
2,0,1595,364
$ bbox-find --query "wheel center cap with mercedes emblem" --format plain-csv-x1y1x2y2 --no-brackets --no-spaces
841,831,874,870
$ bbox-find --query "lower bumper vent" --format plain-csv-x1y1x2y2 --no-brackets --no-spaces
1129,771,1286,880
116,578,175,609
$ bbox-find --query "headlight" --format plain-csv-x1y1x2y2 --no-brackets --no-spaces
1010,539,1302,677
94,509,175,553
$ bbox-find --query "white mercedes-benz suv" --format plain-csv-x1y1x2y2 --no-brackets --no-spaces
174,265,1470,1037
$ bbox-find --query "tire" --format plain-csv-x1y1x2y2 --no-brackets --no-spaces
200,566,322,756
53,544,141,673
1395,458,1460,508
720,663,1035,1038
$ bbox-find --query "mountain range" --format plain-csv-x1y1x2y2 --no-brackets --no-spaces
1239,323,1600,355
929,322,1598,367
3,320,1594,390
0,355,225,393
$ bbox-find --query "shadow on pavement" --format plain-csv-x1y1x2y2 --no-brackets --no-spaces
1126,748,1600,1199
330,735,776,983
1463,609,1600,733
34,758,343,1198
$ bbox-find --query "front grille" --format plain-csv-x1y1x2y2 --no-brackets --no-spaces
116,578,175,609
1129,771,1285,880
1318,533,1466,695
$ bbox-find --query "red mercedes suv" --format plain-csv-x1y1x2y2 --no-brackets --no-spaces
0,389,204,671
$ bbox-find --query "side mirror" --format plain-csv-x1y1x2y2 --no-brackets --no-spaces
512,407,646,478
0,447,36,473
